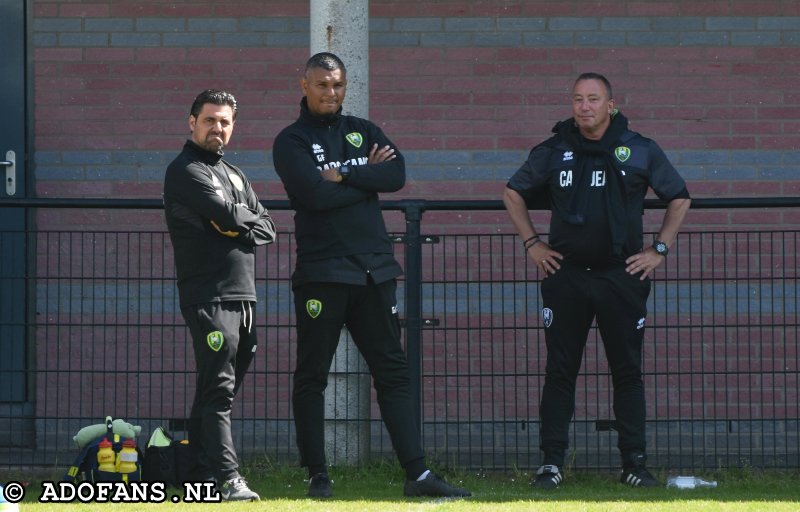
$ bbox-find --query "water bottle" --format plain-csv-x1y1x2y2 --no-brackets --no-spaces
96,437,116,472
666,476,717,489
116,439,138,473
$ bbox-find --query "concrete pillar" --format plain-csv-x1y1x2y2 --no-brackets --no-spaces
310,0,371,465
310,0,369,117
322,328,371,465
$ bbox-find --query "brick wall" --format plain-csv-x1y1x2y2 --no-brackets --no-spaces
31,0,800,233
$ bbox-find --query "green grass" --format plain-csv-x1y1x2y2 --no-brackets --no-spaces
8,460,800,511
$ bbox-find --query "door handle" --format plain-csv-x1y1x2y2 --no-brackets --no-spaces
1,150,15,196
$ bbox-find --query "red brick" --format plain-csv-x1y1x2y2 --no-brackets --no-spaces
34,88,61,106
706,136,758,149
112,63,161,77
628,1,680,15
681,120,733,135
760,136,800,150
470,92,525,106
62,91,112,106
547,48,601,61
499,136,537,150
60,63,111,77
34,48,83,62
731,89,783,105
758,106,800,119
386,47,447,62
731,121,783,135
731,210,782,225
628,66,683,85
444,137,496,150
83,78,128,91
109,4,162,17
59,3,109,17
137,48,187,61
34,3,58,16
35,121,61,136
688,182,731,196
733,62,787,77
219,1,309,16
731,1,793,15
496,48,548,62
35,135,82,150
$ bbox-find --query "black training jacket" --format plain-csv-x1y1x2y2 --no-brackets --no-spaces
272,98,405,283
164,140,276,307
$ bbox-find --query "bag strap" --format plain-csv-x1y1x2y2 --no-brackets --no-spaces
62,441,97,482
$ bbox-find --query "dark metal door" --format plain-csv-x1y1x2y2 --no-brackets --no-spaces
0,0,28,402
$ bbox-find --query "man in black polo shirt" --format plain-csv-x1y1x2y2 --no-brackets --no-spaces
503,73,691,489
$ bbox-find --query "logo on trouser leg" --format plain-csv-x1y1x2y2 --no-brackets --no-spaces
207,331,224,351
542,308,553,328
306,299,322,319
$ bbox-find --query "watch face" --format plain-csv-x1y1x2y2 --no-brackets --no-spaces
655,241,667,254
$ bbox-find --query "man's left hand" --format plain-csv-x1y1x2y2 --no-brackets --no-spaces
368,143,396,164
625,247,664,280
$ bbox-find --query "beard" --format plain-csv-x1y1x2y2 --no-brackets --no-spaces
201,134,225,154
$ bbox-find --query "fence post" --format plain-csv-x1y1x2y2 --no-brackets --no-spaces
402,201,425,433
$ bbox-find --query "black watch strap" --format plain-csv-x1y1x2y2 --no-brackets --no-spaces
339,165,351,182
652,239,669,256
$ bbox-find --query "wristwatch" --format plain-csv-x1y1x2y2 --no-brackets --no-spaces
652,239,669,256
338,165,351,182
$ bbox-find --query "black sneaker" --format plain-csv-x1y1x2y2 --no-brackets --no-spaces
403,472,471,498
621,466,659,487
620,452,659,487
533,464,563,489
218,476,260,501
307,472,333,498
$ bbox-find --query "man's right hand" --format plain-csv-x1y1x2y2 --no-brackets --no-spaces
527,242,563,277
319,167,342,182
210,219,239,237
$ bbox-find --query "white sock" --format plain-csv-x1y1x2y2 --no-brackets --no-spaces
417,469,431,481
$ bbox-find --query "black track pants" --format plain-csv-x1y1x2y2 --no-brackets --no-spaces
538,264,651,465
292,279,424,474
182,301,257,482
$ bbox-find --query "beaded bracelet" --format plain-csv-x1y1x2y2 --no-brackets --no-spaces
522,234,539,247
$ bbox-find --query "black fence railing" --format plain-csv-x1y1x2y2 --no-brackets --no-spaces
0,198,798,474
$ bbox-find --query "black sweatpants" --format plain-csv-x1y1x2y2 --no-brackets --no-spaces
538,263,651,466
182,301,257,483
292,279,425,476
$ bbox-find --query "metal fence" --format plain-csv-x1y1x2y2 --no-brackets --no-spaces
0,198,798,474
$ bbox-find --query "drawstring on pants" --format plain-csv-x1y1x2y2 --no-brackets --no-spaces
241,301,253,333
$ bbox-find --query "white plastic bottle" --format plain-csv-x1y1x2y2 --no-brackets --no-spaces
666,476,718,489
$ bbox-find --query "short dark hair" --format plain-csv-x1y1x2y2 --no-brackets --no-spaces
190,89,238,120
304,52,347,76
575,72,613,99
